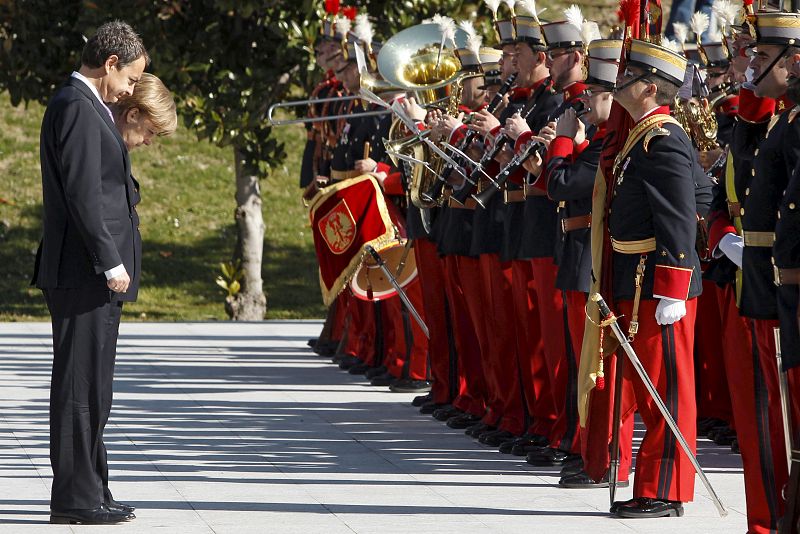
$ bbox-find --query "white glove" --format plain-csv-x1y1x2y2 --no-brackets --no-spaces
716,232,744,268
655,297,687,325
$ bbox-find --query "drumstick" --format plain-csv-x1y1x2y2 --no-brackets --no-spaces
363,141,371,160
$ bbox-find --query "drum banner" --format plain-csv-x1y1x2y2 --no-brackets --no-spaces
309,175,396,306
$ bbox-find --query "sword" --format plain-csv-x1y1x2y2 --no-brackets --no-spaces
366,245,429,339
591,293,728,517
773,328,794,470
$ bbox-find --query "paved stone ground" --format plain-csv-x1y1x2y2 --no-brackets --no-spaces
0,321,748,533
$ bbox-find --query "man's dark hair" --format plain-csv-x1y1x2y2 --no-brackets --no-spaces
652,76,680,105
81,20,150,69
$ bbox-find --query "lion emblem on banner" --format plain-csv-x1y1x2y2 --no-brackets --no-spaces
318,199,356,254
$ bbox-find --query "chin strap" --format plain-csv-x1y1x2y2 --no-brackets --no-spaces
613,73,649,94
752,45,789,87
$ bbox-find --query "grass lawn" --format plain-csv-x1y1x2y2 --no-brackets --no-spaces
0,92,325,321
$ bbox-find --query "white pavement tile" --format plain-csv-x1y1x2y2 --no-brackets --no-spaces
0,322,748,534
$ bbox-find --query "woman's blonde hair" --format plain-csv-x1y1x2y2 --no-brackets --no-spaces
113,72,178,136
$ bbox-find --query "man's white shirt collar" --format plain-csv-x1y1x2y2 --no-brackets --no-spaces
71,71,113,122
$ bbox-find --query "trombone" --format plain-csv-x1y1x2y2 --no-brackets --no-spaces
267,94,391,126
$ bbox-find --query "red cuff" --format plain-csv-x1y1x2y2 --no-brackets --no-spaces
546,136,574,162
415,121,427,131
737,87,775,123
575,139,589,156
707,210,737,252
375,162,391,174
514,131,534,152
449,124,468,145
382,172,404,196
653,265,694,300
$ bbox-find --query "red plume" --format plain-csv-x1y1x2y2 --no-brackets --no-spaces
341,6,357,20
324,0,340,14
617,0,640,27
743,0,753,5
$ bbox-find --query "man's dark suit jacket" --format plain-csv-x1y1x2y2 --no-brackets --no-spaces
33,77,141,302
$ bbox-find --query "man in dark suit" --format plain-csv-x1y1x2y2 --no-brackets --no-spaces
33,20,149,525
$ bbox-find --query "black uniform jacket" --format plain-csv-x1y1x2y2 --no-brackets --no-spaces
545,125,604,293
730,98,800,319
300,73,342,188
517,82,572,260
329,102,392,175
608,114,704,302
33,77,141,302
774,107,800,369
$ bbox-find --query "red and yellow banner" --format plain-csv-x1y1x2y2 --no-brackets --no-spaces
308,175,396,306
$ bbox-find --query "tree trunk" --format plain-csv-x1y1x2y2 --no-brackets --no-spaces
226,148,267,320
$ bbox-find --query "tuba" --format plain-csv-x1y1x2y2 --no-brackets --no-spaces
673,96,719,152
377,23,470,208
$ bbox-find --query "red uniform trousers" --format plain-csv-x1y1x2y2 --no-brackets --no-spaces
530,258,578,450
330,293,349,344
747,317,800,532
716,286,789,534
694,279,733,424
478,254,525,435
511,260,555,438
616,298,698,502
383,278,429,381
341,292,377,365
444,255,487,417
413,238,453,402
581,348,636,484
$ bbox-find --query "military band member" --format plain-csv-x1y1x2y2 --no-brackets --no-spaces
602,39,704,518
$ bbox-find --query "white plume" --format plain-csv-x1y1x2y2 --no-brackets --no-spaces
708,23,723,42
582,20,601,43
690,11,710,42
459,20,483,55
502,0,516,15
354,13,373,46
712,0,740,29
661,37,681,53
672,22,689,47
516,0,538,19
484,0,503,18
565,4,584,32
438,15,457,46
334,15,351,37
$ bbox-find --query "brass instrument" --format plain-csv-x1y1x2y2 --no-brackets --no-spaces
377,23,471,208
673,96,719,152
267,94,392,126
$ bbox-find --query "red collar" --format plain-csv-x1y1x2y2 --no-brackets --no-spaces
640,105,671,123
563,81,588,103
509,76,549,101
777,94,794,114
593,122,608,141
459,103,486,113
718,95,739,116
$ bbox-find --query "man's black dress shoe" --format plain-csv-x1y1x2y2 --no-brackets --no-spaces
559,456,584,477
612,497,684,518
559,469,629,489
105,499,136,513
412,392,432,407
50,505,134,525
432,405,461,421
526,447,580,467
465,422,493,437
307,338,318,348
446,413,481,429
390,379,432,393
509,435,550,456
713,427,736,446
370,372,397,387
348,362,371,375
697,417,727,435
338,355,362,370
731,438,740,454
419,401,447,415
365,366,388,379
479,430,517,447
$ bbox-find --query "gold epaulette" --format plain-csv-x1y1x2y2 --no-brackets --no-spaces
643,126,671,153
789,106,800,124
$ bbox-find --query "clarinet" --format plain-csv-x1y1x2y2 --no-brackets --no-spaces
424,73,519,205
465,80,551,188
473,101,586,208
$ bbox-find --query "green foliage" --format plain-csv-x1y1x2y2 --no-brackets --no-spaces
216,259,243,297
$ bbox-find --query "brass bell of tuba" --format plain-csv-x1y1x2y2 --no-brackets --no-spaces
377,23,471,208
